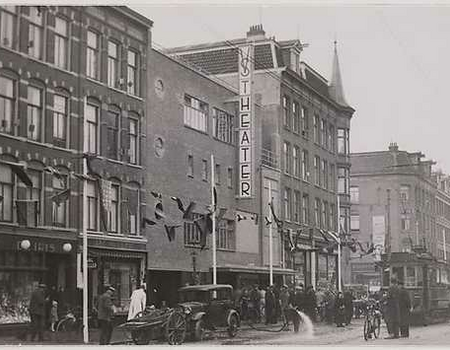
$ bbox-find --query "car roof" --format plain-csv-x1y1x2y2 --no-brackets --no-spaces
178,284,233,292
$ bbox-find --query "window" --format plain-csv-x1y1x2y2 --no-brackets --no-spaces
87,30,99,80
284,187,291,221
322,201,327,229
184,213,202,246
351,215,360,231
107,110,119,160
27,86,42,141
293,146,300,178
127,186,139,236
401,214,410,231
330,164,335,191
54,17,68,69
87,180,97,231
338,167,349,194
330,204,335,231
217,220,235,250
314,198,321,227
184,95,208,132
302,194,309,224
284,142,291,174
340,208,350,233
294,190,301,223
86,102,98,153
227,167,233,188
406,266,416,287
127,50,138,95
52,174,67,227
400,185,410,202
201,159,208,181
282,96,290,128
0,164,13,222
129,117,139,164
107,184,119,233
212,108,233,144
301,106,308,136
187,155,194,177
329,124,335,152
28,7,43,59
350,186,359,203
107,41,119,88
302,149,309,181
53,94,67,145
0,6,17,48
337,128,349,155
313,114,319,144
23,170,41,227
320,119,325,147
0,76,15,134
215,164,221,185
314,156,320,186
322,160,327,189
292,101,299,133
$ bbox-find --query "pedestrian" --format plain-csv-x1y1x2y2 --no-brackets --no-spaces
279,285,291,328
292,285,305,312
273,285,281,322
343,290,354,325
265,285,276,324
398,280,411,338
97,285,116,345
304,285,317,322
240,288,250,320
385,278,401,339
28,283,47,342
258,286,266,322
50,300,58,332
249,285,260,322
334,291,346,327
127,284,147,321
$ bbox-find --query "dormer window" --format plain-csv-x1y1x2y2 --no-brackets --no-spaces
291,49,300,73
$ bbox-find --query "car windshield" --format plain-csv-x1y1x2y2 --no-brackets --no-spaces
179,290,209,303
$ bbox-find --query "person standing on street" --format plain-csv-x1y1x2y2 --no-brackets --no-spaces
385,278,401,339
304,285,317,322
265,285,276,324
292,285,305,313
279,285,290,326
398,280,411,338
28,283,47,342
98,286,116,345
127,284,147,321
334,292,346,327
343,290,354,325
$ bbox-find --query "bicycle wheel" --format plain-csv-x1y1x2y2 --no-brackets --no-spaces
373,317,381,339
56,317,76,342
363,318,370,341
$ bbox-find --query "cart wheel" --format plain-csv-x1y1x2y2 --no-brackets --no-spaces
227,314,239,338
166,310,186,345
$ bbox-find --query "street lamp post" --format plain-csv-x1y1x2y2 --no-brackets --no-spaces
268,181,273,286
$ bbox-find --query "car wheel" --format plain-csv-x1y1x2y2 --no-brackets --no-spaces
194,319,206,341
227,314,239,338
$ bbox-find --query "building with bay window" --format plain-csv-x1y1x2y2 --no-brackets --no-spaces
165,24,355,290
0,5,152,327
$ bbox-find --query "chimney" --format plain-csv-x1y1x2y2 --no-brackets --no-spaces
388,142,399,152
246,24,266,41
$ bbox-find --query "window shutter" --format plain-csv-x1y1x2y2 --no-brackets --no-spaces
19,17,29,54
47,29,55,65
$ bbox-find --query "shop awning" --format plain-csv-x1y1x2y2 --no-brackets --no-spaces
214,264,295,276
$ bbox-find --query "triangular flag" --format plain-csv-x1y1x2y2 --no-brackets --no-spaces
141,217,157,229
164,224,180,242
10,164,32,188
51,188,70,205
268,201,283,228
83,153,101,178
155,201,165,220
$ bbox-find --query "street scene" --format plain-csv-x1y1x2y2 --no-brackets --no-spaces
1,1,450,346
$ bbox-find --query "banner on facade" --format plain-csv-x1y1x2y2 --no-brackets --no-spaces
238,44,254,198
372,215,385,261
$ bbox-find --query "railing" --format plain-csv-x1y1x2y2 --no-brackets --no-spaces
261,148,279,169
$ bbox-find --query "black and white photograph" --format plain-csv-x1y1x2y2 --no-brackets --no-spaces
0,0,449,346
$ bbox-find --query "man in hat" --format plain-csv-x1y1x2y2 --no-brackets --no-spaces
385,277,400,339
28,283,47,341
398,280,411,338
97,286,115,345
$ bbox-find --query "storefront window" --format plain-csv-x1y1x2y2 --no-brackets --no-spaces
406,266,416,287
318,254,327,281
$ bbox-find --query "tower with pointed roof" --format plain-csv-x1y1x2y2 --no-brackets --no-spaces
329,41,349,108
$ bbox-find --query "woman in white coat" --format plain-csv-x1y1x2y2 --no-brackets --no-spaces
127,284,147,321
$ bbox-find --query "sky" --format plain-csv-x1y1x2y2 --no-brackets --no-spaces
129,1,450,173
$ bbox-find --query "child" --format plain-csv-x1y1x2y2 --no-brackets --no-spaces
50,300,58,332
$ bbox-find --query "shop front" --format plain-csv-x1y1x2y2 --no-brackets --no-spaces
0,233,77,325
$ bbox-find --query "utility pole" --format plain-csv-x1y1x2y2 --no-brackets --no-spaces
211,154,217,285
386,189,392,279
337,194,342,292
268,181,273,286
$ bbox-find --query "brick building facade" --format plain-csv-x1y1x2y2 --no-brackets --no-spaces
0,5,152,325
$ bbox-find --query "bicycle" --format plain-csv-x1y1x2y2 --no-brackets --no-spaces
363,303,381,341
55,307,97,342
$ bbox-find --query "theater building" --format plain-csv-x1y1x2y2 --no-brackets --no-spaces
0,5,152,326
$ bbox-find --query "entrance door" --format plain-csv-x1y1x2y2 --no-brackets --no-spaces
147,270,181,308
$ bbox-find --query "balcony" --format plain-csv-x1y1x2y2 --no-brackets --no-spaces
261,148,279,169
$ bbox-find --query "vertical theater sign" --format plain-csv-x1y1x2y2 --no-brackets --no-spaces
238,44,254,198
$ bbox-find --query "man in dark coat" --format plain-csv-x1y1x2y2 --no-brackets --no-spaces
304,285,317,322
28,283,47,341
385,278,400,339
97,286,115,345
291,285,305,312
398,280,411,338
265,286,276,324
334,292,346,327
343,290,354,325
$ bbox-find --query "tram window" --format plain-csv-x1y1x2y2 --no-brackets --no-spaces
406,267,415,287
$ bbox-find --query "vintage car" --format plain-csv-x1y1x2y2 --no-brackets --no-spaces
177,284,240,340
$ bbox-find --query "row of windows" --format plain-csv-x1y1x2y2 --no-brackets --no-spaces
0,6,142,97
184,215,235,250
436,198,450,221
183,95,234,144
0,163,140,235
187,155,233,188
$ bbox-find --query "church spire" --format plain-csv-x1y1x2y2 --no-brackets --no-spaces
329,40,349,107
